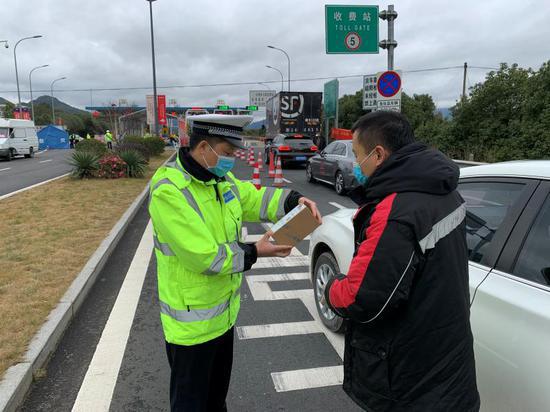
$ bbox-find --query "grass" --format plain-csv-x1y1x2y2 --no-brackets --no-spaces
0,150,173,379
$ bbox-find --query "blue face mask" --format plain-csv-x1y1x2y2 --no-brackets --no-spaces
204,144,235,177
353,149,376,186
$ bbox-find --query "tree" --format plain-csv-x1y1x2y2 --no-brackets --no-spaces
2,102,14,118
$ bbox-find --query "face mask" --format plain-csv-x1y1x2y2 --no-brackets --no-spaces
353,149,376,186
203,143,235,177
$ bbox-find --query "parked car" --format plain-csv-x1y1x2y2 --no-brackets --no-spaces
308,160,550,411
265,133,318,167
0,119,39,160
306,140,359,195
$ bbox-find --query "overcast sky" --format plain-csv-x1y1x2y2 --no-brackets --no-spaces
0,0,548,113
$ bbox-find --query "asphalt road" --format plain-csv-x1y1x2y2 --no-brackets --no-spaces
20,154,363,411
0,149,73,197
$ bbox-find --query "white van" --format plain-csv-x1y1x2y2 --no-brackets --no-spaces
0,119,39,161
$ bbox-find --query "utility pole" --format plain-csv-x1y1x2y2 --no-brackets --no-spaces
379,5,398,70
146,0,159,137
462,62,468,100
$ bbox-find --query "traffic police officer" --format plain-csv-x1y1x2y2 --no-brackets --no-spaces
148,114,321,411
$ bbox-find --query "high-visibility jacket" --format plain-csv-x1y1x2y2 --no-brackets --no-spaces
148,157,290,346
86,133,91,140
105,132,113,142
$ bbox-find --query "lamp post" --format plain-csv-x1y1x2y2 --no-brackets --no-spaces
14,35,43,113
29,64,49,122
267,45,291,92
257,82,272,91
266,65,284,92
146,0,159,137
50,77,66,124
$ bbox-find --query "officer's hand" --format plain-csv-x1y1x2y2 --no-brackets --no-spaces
255,231,293,258
299,197,322,224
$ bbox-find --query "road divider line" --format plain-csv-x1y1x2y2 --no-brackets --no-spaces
271,366,343,392
0,167,11,172
39,159,53,163
329,202,346,210
0,173,71,201
236,321,321,340
71,221,154,412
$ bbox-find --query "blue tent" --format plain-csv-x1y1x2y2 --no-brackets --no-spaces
38,125,70,150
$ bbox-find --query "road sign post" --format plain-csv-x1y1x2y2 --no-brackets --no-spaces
325,5,379,54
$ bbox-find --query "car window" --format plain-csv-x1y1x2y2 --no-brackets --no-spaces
323,142,337,154
333,143,346,156
26,128,36,137
513,194,550,286
14,127,26,138
457,181,526,263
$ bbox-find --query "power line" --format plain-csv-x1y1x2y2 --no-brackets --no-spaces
0,64,499,95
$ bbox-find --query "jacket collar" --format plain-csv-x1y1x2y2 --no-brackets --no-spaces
178,148,222,184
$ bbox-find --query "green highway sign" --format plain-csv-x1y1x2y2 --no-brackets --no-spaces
246,105,259,111
325,5,379,54
217,105,230,110
324,79,339,119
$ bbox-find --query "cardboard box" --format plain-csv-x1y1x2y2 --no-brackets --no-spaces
271,204,321,247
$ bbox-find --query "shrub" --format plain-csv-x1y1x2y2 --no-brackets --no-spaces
115,142,151,162
69,151,100,179
118,149,147,178
98,154,126,179
75,139,108,156
143,137,166,156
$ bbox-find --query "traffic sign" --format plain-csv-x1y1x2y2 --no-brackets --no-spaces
362,74,377,110
377,71,401,98
249,90,276,107
246,105,259,111
325,5,379,54
217,105,230,110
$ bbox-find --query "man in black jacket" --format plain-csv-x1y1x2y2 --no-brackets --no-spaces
325,111,480,412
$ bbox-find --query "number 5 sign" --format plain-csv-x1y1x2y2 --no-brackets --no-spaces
325,5,379,54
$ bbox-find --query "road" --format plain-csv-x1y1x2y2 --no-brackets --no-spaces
20,154,362,411
0,149,73,197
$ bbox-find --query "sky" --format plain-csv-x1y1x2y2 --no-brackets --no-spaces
0,0,548,114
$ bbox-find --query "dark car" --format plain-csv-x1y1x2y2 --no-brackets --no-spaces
306,140,359,195
265,133,318,168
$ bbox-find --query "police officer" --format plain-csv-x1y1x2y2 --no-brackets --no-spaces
148,115,321,412
104,129,113,150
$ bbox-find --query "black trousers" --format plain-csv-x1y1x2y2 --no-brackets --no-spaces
165,328,234,412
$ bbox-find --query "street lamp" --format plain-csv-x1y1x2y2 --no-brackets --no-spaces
257,82,272,91
146,0,159,137
267,45,291,92
266,66,284,92
50,77,66,124
29,64,49,122
14,35,43,113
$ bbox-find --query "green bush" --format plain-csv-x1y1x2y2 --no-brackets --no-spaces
75,139,108,156
118,149,147,178
121,135,165,157
115,142,151,162
69,151,100,179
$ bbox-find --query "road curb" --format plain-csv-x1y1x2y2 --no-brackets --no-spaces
0,151,175,412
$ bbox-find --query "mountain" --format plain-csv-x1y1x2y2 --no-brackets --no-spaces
246,119,266,130
0,97,12,105
32,95,88,115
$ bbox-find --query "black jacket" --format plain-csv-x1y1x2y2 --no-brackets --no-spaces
325,143,480,412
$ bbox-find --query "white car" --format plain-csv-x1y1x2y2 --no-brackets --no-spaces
309,160,550,411
0,118,39,160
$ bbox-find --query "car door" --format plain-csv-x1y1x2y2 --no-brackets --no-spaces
325,142,344,179
457,178,538,302
317,142,336,179
12,127,27,154
468,180,550,411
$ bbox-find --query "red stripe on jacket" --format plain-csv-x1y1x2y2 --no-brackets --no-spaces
329,193,397,309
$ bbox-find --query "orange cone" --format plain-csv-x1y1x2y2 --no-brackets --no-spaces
268,151,275,178
273,157,285,187
257,151,263,171
248,148,255,166
241,150,246,161
252,162,262,189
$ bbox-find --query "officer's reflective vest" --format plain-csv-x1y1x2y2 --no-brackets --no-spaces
148,157,290,345
105,132,113,142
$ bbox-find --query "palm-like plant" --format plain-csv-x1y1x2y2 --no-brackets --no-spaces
69,151,100,179
118,149,147,178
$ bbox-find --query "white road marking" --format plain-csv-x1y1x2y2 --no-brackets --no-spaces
236,320,321,340
39,159,53,163
282,178,293,184
0,173,71,201
329,202,346,210
0,168,11,172
254,256,309,268
271,366,343,392
72,222,154,412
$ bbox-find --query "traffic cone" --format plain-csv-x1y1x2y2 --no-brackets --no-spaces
257,151,263,171
273,157,285,187
248,148,255,166
268,151,275,178
241,150,246,161
252,162,262,189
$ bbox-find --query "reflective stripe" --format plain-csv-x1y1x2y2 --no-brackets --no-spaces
276,189,291,219
151,178,174,193
153,234,175,256
231,185,241,202
203,244,228,275
228,241,245,273
260,187,276,220
160,300,229,323
418,203,466,253
181,188,204,221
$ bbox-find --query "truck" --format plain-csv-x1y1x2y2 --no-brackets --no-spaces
265,92,322,143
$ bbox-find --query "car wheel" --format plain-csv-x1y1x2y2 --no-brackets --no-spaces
335,171,346,195
313,252,345,333
6,149,13,161
25,147,34,159
306,163,316,183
